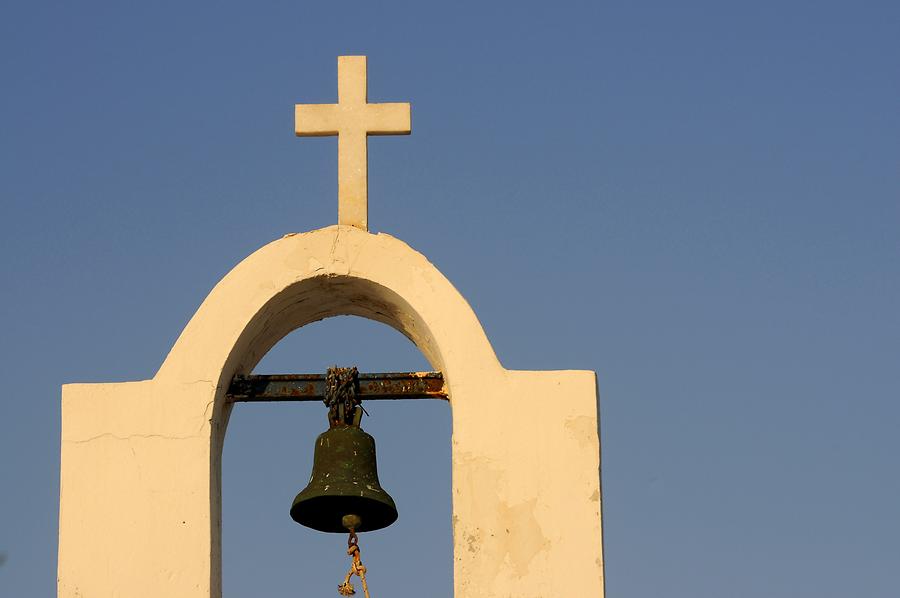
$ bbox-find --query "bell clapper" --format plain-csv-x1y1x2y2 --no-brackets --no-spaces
337,521,372,598
342,514,362,530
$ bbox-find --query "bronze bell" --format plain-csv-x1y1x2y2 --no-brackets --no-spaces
290,367,398,533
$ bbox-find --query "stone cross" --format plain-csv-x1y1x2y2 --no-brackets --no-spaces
295,56,411,231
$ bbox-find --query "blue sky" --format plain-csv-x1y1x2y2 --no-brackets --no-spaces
1,1,898,596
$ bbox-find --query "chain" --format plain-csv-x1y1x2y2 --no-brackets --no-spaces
337,530,372,597
325,366,361,426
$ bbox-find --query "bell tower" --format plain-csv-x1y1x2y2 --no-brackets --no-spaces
58,56,605,598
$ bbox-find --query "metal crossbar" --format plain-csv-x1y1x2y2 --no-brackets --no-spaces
227,371,446,402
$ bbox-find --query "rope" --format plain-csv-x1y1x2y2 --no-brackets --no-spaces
325,366,362,427
337,530,372,598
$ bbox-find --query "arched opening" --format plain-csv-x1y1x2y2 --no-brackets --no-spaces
222,316,452,596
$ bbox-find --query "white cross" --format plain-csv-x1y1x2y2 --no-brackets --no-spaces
295,56,411,231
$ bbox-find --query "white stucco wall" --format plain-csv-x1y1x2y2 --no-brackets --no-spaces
58,225,604,597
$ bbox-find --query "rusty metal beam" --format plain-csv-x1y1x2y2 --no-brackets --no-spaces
227,371,446,402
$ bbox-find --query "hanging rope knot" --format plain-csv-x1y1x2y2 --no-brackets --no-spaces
325,366,361,426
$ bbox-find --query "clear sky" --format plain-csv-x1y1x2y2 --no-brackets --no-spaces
1,1,898,596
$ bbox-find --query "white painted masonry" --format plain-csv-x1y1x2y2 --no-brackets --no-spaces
58,225,604,597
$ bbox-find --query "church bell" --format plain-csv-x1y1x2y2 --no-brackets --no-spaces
290,367,398,533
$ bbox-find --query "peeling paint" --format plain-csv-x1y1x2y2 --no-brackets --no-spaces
565,415,597,449
453,453,552,583
500,498,552,577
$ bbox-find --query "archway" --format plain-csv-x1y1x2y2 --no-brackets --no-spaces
153,225,505,596
59,225,604,598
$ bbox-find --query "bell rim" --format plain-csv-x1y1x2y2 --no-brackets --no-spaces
290,494,398,533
